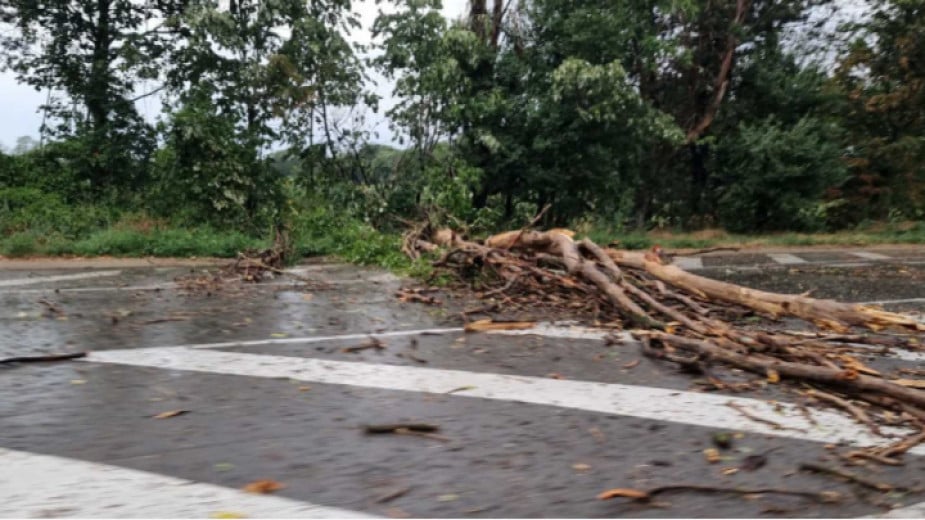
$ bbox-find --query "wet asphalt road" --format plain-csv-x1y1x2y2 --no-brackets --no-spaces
1,249,925,518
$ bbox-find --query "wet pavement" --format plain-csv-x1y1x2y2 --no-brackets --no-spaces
1,249,925,518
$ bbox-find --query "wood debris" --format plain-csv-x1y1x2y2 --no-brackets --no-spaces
399,225,925,462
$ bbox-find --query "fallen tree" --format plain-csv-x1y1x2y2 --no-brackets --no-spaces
405,226,925,459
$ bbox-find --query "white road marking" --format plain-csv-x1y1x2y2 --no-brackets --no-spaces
852,251,892,261
0,270,121,288
672,256,703,270
0,448,373,519
83,346,919,454
767,253,807,265
184,327,465,350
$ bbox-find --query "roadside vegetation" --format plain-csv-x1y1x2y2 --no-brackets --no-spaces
1,0,923,268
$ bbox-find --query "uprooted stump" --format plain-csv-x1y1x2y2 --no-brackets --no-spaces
404,226,925,460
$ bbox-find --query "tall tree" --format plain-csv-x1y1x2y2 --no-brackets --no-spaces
0,0,187,190
835,0,925,222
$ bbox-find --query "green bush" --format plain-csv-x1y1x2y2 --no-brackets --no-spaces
0,187,116,237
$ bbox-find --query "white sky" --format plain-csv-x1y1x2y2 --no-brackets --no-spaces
0,0,866,150
0,0,468,150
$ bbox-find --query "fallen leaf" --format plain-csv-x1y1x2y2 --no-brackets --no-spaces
546,372,564,379
243,479,285,494
892,379,925,389
622,359,640,369
597,488,650,500
210,512,246,519
270,333,288,338
712,432,733,449
386,507,410,518
153,409,189,419
464,319,535,333
437,493,459,502
722,467,739,476
214,463,235,472
572,463,591,472
704,448,721,464
740,454,767,471
766,369,780,384
70,379,86,385
302,293,314,301
298,386,312,392
588,427,606,443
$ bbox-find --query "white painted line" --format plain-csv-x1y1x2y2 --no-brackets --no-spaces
851,251,892,261
185,327,465,350
490,322,615,341
0,270,121,288
767,253,807,265
83,347,918,454
672,256,703,270
0,448,374,518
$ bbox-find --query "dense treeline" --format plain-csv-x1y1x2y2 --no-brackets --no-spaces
0,0,922,257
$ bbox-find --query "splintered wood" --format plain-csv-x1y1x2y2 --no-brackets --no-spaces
404,227,925,461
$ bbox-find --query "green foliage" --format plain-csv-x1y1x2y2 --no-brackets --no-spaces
715,116,849,232
834,0,925,222
150,100,283,232
0,187,116,237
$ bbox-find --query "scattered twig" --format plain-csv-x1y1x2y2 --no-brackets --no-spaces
598,484,841,503
376,486,412,504
364,423,440,434
142,317,191,325
804,388,883,437
1,352,86,364
726,401,808,433
343,338,386,353
799,462,896,492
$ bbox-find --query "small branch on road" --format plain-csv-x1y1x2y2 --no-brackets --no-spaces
799,463,898,492
726,401,809,433
598,484,842,504
1,352,86,365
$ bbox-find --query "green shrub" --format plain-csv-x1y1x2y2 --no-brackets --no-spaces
715,116,849,233
0,232,41,257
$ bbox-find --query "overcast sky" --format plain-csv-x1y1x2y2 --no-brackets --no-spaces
0,0,468,150
0,0,865,150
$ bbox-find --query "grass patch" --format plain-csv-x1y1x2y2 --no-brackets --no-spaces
583,221,925,251
1,227,266,258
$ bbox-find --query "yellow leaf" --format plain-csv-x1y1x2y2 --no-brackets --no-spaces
722,467,739,476
597,488,650,500
243,479,285,494
270,333,288,338
70,379,86,385
464,319,535,333
153,409,189,419
572,463,591,472
211,512,246,519
766,369,780,384
437,494,459,502
703,448,721,464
